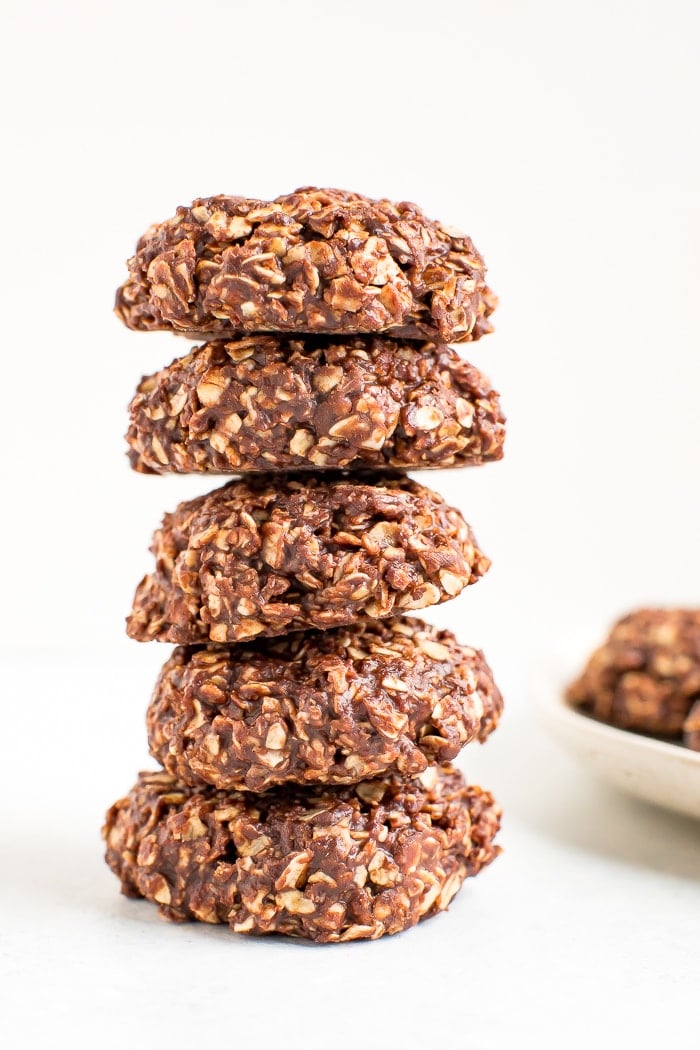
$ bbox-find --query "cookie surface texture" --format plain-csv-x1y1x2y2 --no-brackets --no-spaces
127,336,505,474
127,474,490,644
147,617,503,790
104,765,501,942
567,608,700,739
115,187,496,343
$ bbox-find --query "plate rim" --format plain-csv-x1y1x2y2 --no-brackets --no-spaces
538,680,700,768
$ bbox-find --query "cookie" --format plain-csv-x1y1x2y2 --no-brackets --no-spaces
567,608,700,742
103,765,501,942
127,335,505,475
115,187,496,343
127,473,489,644
684,700,700,751
146,617,503,792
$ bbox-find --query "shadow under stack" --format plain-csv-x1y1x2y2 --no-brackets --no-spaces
104,187,505,942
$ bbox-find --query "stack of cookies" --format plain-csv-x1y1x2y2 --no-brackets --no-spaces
104,187,506,942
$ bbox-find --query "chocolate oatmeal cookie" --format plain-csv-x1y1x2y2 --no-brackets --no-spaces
146,617,503,791
684,700,700,751
127,474,489,644
567,608,700,746
115,187,496,343
103,765,501,942
127,335,505,474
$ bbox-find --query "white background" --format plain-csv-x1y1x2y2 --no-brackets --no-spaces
1,2,699,1047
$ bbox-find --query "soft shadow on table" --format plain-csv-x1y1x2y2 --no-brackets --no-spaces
0,825,369,951
484,707,700,881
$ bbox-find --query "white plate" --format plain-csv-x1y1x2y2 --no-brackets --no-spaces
538,671,700,821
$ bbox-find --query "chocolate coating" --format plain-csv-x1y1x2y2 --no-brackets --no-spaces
115,187,496,344
103,766,501,942
567,608,700,748
127,474,490,644
127,335,505,475
684,700,700,751
147,617,503,791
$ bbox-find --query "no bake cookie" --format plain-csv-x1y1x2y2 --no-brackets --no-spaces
127,335,505,474
127,474,489,644
103,765,501,942
567,608,700,746
115,187,496,343
684,700,700,750
147,617,503,791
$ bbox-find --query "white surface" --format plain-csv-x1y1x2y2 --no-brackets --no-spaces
539,670,700,820
1,0,700,657
1,1,700,1046
3,650,700,1050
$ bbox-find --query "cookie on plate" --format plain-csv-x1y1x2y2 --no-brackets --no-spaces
567,608,700,742
684,700,700,751
127,473,489,644
103,765,501,942
127,335,505,474
147,616,503,791
115,187,496,343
